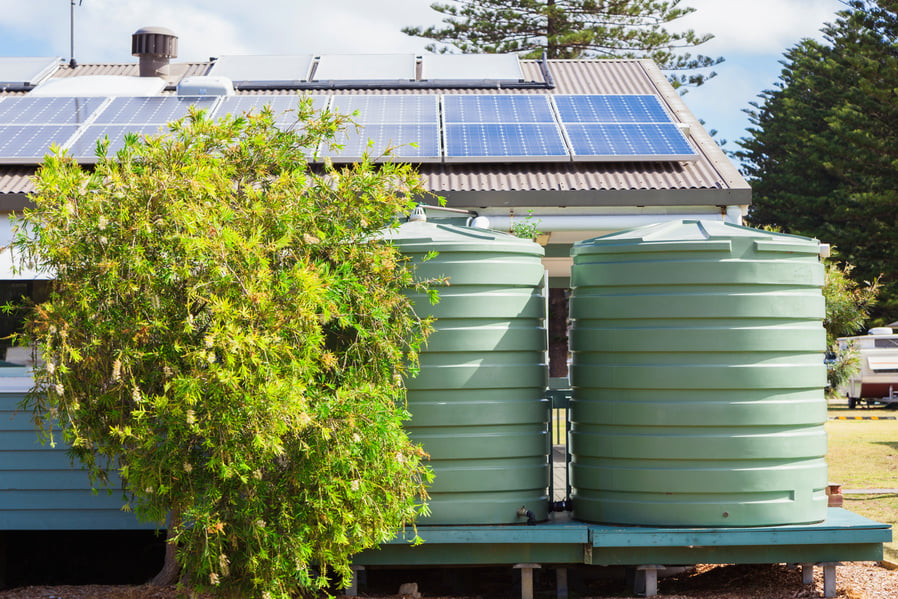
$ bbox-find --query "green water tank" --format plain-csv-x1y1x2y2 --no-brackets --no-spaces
569,220,828,527
386,219,549,524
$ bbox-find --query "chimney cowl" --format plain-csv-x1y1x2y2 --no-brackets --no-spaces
132,26,178,78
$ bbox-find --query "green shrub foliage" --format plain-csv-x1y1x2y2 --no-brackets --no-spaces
13,99,434,597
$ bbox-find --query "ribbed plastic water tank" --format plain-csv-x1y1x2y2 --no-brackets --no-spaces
387,219,549,524
569,220,828,526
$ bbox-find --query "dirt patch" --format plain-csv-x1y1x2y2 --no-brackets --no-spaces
2,562,897,598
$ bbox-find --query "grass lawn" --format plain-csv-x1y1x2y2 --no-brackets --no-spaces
825,418,898,488
826,401,898,562
844,494,898,562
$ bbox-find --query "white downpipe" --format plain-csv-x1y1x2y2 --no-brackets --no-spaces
724,205,744,225
488,212,724,232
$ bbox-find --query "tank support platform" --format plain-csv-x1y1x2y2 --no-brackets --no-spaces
352,508,890,598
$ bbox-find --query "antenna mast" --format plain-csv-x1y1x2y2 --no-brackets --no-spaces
69,0,83,68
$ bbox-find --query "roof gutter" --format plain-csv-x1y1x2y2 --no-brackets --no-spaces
486,209,740,233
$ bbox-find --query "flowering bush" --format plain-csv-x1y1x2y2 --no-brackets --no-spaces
12,99,434,598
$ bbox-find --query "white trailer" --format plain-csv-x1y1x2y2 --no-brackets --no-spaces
837,327,898,408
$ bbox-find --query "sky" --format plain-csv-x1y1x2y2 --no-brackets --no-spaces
0,0,848,163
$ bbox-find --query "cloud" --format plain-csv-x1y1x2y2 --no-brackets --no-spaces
1,0,442,62
677,0,844,55
4,1,846,63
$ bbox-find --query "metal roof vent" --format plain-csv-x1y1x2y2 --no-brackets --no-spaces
132,26,178,78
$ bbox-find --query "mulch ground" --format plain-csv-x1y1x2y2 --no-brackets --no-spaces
2,562,898,598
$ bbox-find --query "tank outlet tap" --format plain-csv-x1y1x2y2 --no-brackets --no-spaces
517,505,537,525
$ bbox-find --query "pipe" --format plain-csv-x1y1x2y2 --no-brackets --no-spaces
539,50,556,89
724,205,744,225
417,204,477,216
487,212,724,233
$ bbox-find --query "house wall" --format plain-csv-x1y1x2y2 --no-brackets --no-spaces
0,369,151,530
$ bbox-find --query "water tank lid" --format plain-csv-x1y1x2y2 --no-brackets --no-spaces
381,220,544,256
572,219,820,257
869,327,894,336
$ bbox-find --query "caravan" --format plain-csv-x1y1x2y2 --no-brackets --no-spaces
837,327,898,408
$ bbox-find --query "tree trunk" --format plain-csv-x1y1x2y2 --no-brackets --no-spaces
548,287,569,378
150,517,180,586
546,0,557,59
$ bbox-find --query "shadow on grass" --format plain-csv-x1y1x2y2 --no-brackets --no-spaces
872,441,898,453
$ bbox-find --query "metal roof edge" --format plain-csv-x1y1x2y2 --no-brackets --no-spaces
0,194,32,211
637,60,751,200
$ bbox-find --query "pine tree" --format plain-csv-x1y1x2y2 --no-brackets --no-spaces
403,0,723,88
738,0,898,321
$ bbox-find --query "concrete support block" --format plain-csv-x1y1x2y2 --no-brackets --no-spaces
801,563,814,584
556,566,568,599
820,562,841,598
346,565,364,596
514,563,541,599
634,565,665,597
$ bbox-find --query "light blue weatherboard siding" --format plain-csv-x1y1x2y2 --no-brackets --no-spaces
0,369,150,530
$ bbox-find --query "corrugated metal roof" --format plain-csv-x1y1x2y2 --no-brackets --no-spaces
49,62,210,79
0,166,35,195
419,160,724,193
0,58,749,205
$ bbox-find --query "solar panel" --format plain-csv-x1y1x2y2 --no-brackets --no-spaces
314,54,416,82
0,96,107,125
30,76,166,97
0,125,79,163
214,95,329,127
93,96,219,125
442,95,568,162
327,95,440,163
330,95,438,124
70,97,219,164
554,95,672,124
553,94,698,162
207,55,315,88
67,124,167,161
328,124,441,163
443,95,555,124
421,54,524,83
443,123,568,162
564,123,697,161
0,57,60,90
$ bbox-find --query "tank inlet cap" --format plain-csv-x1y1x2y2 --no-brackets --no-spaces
408,206,427,222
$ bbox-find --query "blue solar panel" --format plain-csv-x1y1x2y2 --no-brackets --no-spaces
565,123,696,161
67,124,167,161
331,95,438,124
94,96,218,125
444,123,568,162
0,125,80,163
214,95,329,126
0,96,106,125
443,95,555,124
554,95,672,124
328,123,440,163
